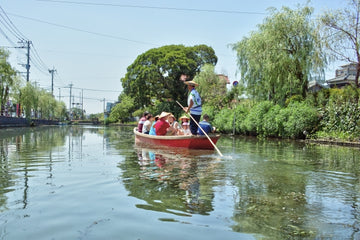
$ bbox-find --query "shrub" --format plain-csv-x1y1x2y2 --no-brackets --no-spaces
202,104,218,121
242,101,274,135
280,102,319,139
234,103,251,134
320,100,360,135
285,95,303,106
213,108,235,133
262,104,282,137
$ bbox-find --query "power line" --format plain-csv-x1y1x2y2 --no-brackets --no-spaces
7,12,158,46
36,0,266,15
0,6,28,40
0,26,18,47
0,6,52,80
0,6,27,41
55,85,120,93
72,86,120,93
30,42,50,72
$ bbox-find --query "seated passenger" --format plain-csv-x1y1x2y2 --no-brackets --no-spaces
137,111,149,133
149,115,159,135
154,112,175,136
197,114,215,135
179,122,191,135
168,114,181,135
142,114,153,134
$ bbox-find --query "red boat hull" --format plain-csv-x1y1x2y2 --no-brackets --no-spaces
134,128,220,150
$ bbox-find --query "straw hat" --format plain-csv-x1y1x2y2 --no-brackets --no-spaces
184,80,199,87
158,112,170,119
179,115,189,121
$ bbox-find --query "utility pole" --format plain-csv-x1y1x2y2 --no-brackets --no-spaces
101,98,106,124
69,83,73,120
81,89,84,119
18,40,31,81
26,40,30,82
48,67,56,96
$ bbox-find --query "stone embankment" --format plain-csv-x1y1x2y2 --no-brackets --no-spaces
0,116,59,128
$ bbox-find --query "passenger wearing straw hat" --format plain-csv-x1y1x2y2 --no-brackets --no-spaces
183,80,202,135
153,112,175,136
177,115,190,135
179,115,189,125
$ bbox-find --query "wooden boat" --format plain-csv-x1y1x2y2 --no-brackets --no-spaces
134,127,220,150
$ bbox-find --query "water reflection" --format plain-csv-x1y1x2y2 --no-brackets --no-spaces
120,146,221,217
0,127,68,211
0,126,360,239
220,136,360,239
0,126,111,212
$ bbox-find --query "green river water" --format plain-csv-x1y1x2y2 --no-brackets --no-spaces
0,125,359,239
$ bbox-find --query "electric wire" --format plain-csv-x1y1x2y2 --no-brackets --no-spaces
0,26,18,47
31,42,50,71
0,6,28,40
36,0,266,15
72,86,120,93
7,12,158,46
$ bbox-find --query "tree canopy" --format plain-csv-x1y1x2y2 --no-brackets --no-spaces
193,64,228,110
109,94,135,123
0,48,19,114
319,0,360,87
231,5,326,104
121,44,217,110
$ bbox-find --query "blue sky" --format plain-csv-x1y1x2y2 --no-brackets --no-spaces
1,0,345,114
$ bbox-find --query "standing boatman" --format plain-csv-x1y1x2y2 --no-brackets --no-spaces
183,80,202,135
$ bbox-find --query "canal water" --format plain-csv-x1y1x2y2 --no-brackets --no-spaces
0,125,359,239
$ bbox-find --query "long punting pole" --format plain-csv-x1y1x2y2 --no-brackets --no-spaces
176,101,223,157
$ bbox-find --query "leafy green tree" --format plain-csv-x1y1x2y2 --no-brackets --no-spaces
121,44,217,112
38,89,57,119
193,64,227,110
231,5,325,104
70,107,84,120
109,94,135,123
0,49,18,115
20,82,38,118
319,0,360,87
54,101,67,120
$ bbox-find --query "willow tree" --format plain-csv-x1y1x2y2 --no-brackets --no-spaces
232,5,325,104
20,82,38,118
38,89,57,119
319,0,360,87
0,49,19,115
121,44,217,111
193,64,227,110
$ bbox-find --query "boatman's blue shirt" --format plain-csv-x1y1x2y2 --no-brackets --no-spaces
188,89,202,115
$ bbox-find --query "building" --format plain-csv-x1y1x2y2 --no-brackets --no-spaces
217,74,231,85
326,63,359,88
308,80,328,93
